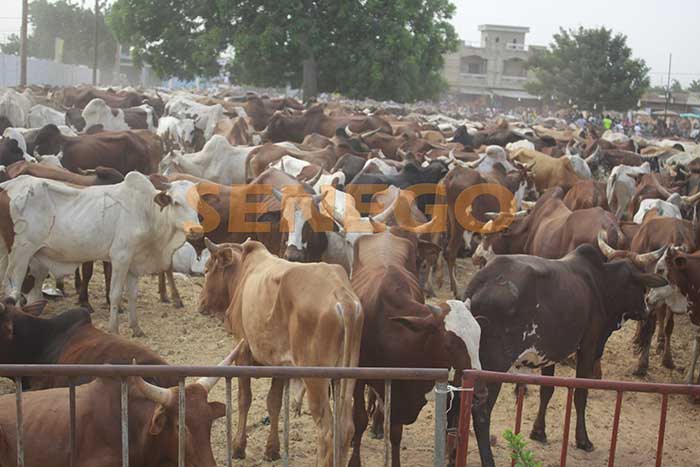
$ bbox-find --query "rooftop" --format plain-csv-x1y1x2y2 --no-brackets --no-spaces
478,24,530,34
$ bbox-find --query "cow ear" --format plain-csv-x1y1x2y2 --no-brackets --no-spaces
390,315,437,333
209,401,226,420
673,256,688,270
149,404,168,436
1,320,13,341
638,273,668,289
219,248,236,268
154,192,173,210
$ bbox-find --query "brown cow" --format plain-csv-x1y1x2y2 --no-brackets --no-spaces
246,142,338,180
627,173,676,219
563,180,609,211
244,94,305,131
213,116,256,145
348,226,481,467
0,347,237,467
510,148,583,191
200,239,363,466
4,160,124,186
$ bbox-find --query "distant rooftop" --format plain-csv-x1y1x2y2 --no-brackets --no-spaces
478,24,530,34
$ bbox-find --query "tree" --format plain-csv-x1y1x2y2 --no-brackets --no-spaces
108,0,458,102
670,79,684,93
0,0,117,73
689,80,700,93
525,27,649,110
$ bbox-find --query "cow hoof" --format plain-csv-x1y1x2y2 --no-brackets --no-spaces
662,357,675,370
131,327,146,338
370,427,384,440
576,440,594,452
231,448,246,460
79,303,95,314
160,297,170,304
263,448,280,461
173,299,184,309
632,367,648,377
529,430,547,444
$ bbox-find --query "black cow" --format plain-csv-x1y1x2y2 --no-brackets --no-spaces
464,245,666,467
0,138,24,166
347,160,449,215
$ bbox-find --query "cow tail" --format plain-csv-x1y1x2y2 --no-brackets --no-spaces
334,300,363,459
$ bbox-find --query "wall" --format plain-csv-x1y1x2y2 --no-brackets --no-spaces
0,54,94,87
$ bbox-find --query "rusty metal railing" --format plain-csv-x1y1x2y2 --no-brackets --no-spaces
0,365,449,467
455,369,700,467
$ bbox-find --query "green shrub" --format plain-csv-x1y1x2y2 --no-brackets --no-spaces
503,430,542,467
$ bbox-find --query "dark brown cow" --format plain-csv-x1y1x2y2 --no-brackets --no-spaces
243,94,305,131
598,213,698,375
0,343,238,467
0,300,177,390
467,245,666,467
627,173,676,219
262,104,392,143
474,187,626,265
213,116,255,145
33,124,155,175
349,227,481,467
563,180,609,211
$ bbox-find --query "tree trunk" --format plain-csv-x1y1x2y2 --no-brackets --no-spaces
302,57,318,102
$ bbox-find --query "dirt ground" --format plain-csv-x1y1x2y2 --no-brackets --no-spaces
4,258,699,467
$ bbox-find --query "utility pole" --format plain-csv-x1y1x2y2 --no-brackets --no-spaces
663,53,672,128
92,0,99,85
19,0,28,86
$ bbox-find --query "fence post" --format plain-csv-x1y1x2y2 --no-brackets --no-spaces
226,377,232,467
69,381,77,467
178,378,186,467
333,379,341,467
608,390,623,467
14,377,23,467
384,379,392,467
455,371,475,467
120,378,129,467
560,387,574,467
434,381,447,467
655,394,669,467
283,378,290,467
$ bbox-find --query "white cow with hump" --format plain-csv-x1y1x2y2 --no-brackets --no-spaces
0,172,203,336
606,162,651,219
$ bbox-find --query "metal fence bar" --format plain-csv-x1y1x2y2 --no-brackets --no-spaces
226,377,232,467
607,390,623,467
560,387,574,467
120,377,129,467
433,382,447,467
178,378,186,467
283,378,290,467
455,373,476,467
511,384,526,467
69,381,77,467
383,379,392,467
655,394,669,467
14,377,23,467
333,379,340,467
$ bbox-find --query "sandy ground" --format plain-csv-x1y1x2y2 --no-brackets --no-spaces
3,258,699,467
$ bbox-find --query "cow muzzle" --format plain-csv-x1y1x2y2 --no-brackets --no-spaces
185,224,204,241
284,245,306,262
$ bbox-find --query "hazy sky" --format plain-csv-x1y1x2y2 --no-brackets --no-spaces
2,0,699,86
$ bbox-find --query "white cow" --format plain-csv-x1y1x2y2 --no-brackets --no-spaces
271,155,345,192
0,89,33,127
633,195,683,224
161,135,253,185
82,98,130,132
172,243,210,275
157,116,196,151
606,162,651,219
165,96,224,141
472,145,518,174
28,104,65,128
565,155,592,179
0,172,202,336
362,158,400,176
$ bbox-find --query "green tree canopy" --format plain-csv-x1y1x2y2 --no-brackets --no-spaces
670,79,684,93
688,80,700,93
1,0,117,72
107,0,458,102
525,27,650,111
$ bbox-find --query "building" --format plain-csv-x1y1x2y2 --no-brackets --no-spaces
442,25,542,109
639,91,700,115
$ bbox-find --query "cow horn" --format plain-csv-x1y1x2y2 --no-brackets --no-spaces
634,246,667,268
521,200,536,210
344,125,356,138
411,216,440,234
205,237,221,253
585,144,601,164
306,166,324,187
133,376,173,406
360,128,381,139
368,217,388,233
271,187,283,201
597,231,621,259
681,191,700,205
196,340,246,393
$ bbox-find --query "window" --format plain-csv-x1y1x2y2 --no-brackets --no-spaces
460,55,487,75
495,37,500,43
503,58,526,77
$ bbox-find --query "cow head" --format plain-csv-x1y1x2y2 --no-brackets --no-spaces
33,123,65,155
472,211,529,267
199,240,243,317
649,246,700,324
151,179,203,241
64,108,86,132
273,187,332,262
133,347,240,467
390,299,482,372
0,138,25,166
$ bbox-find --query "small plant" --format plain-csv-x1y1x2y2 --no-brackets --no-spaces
503,429,542,467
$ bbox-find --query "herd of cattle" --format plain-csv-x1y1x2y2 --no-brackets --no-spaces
0,84,699,466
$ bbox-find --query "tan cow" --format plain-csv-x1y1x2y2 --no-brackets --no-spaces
200,239,363,467
510,147,583,191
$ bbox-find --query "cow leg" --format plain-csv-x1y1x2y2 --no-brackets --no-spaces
125,273,144,337
633,311,657,377
348,382,368,467
304,377,333,467
4,243,37,302
389,423,404,467
264,377,284,460
368,388,384,439
655,310,665,355
687,330,700,386
574,349,595,452
78,262,95,314
165,268,184,308
103,262,112,305
530,365,555,443
445,228,461,298
74,267,81,292
661,307,675,369
107,263,129,334
232,347,254,459
55,277,65,296
25,263,48,305
158,271,169,303
473,382,502,467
